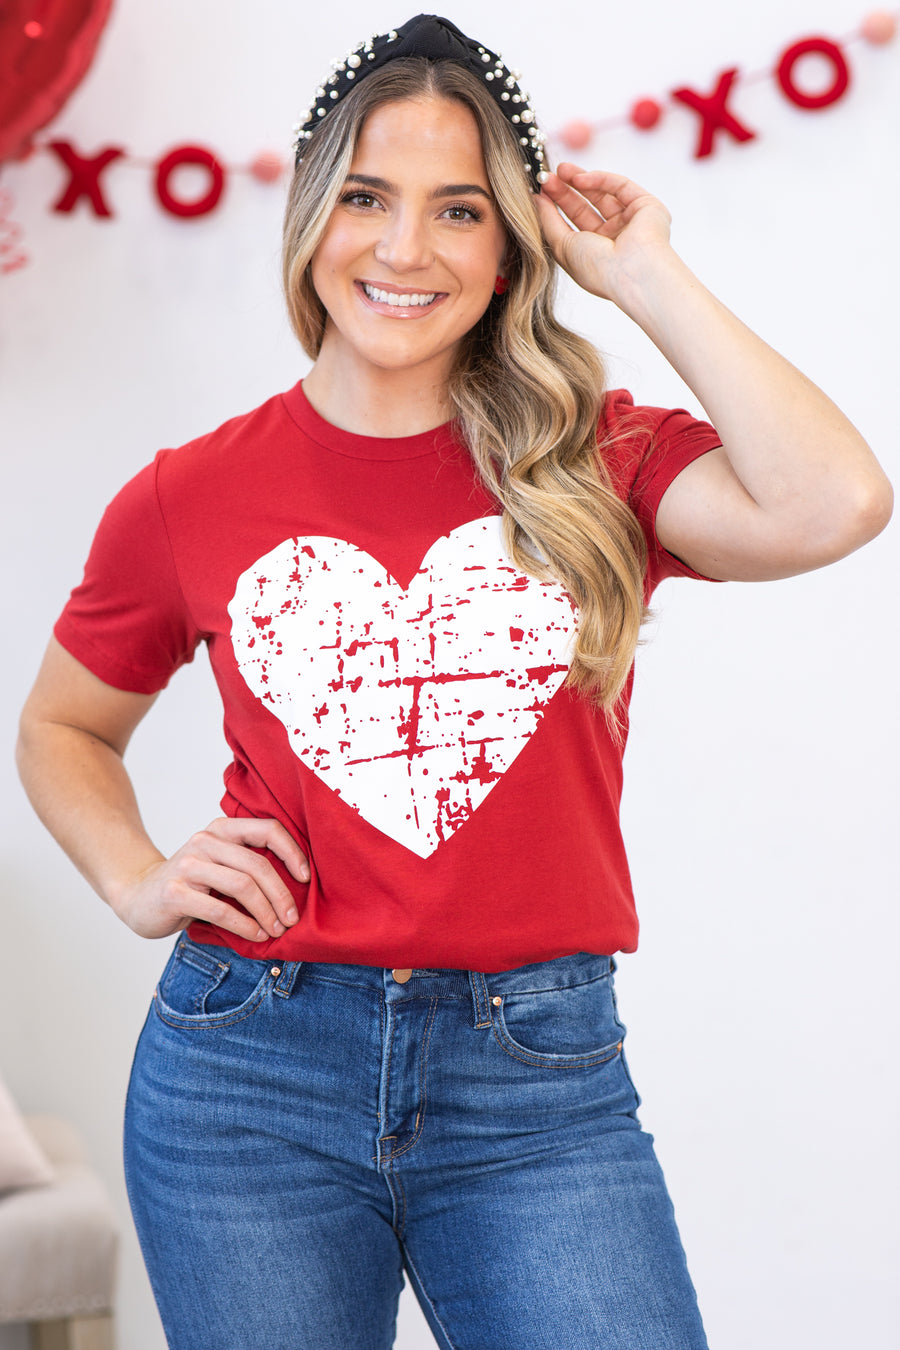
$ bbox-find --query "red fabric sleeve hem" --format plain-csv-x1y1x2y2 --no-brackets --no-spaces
53,616,177,695
642,441,724,584
598,390,724,584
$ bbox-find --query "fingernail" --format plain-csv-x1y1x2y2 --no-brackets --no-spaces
286,907,299,925
272,920,285,935
254,928,267,942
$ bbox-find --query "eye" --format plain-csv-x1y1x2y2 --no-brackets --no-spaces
441,203,483,223
340,191,382,210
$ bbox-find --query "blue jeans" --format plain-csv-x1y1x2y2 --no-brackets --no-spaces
124,939,708,1349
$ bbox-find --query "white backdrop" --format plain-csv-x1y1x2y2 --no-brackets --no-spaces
1,2,897,1347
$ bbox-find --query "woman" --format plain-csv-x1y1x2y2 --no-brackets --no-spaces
15,14,892,1350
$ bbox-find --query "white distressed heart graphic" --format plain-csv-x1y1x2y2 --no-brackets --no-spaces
228,517,577,857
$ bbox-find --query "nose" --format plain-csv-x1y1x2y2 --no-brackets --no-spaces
373,207,433,274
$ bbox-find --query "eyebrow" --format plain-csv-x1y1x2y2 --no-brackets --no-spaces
345,173,492,201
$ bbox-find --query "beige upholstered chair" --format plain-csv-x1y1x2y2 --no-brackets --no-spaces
0,1108,118,1350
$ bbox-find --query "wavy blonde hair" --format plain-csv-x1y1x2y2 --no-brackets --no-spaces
283,60,648,715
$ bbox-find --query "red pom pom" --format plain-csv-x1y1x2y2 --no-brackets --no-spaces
559,120,593,151
861,11,897,44
630,98,663,131
250,151,285,183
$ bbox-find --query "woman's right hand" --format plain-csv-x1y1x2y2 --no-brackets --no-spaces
111,816,310,943
17,641,310,947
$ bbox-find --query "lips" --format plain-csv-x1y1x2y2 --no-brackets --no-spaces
363,282,437,306
356,279,446,315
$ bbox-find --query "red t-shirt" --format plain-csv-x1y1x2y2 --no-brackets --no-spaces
54,381,720,970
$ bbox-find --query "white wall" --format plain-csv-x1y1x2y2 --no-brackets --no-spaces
1,2,897,1347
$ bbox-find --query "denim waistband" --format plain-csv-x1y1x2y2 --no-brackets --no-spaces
254,949,615,1029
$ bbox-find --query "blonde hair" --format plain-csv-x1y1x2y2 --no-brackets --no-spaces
282,60,648,715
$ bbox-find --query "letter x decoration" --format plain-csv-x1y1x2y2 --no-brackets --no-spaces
672,68,757,159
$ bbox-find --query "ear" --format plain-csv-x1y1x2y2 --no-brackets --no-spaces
497,237,516,281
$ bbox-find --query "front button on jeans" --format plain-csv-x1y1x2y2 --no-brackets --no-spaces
124,941,708,1350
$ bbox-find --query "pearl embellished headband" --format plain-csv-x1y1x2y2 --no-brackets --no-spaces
292,13,548,186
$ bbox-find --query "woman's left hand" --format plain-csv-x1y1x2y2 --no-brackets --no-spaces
532,163,892,581
534,163,672,303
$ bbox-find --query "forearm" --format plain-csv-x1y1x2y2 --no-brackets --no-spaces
18,639,308,943
612,246,892,546
16,718,164,911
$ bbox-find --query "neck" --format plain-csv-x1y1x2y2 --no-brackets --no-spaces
302,341,454,438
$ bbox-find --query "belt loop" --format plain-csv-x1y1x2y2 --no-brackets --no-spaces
272,961,302,999
468,970,492,1029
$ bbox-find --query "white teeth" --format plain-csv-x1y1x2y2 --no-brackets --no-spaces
362,283,437,307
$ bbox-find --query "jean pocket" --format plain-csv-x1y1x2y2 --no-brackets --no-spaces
491,969,624,1068
154,937,273,1029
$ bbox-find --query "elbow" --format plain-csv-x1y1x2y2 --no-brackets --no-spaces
15,712,31,776
837,470,894,556
778,467,894,576
15,708,42,792
870,473,894,536
15,718,36,803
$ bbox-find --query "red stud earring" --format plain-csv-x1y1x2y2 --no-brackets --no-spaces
494,275,509,295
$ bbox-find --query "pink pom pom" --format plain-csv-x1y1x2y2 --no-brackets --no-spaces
250,151,285,183
630,98,663,131
861,10,897,43
559,120,593,151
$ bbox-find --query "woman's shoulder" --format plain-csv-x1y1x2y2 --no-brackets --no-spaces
158,386,298,481
598,387,721,499
599,386,709,439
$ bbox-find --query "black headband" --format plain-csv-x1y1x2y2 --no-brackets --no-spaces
293,14,547,186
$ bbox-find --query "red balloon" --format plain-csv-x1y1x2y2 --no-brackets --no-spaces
0,0,115,164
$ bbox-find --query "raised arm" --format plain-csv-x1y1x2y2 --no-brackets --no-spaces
16,638,307,942
535,164,893,580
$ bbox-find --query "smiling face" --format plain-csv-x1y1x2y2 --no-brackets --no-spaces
309,96,508,391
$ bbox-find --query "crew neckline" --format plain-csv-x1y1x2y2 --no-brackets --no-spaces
282,380,460,461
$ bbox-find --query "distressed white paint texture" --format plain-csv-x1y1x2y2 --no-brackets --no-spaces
229,519,575,854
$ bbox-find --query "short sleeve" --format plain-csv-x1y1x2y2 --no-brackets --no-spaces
53,453,202,693
599,389,723,585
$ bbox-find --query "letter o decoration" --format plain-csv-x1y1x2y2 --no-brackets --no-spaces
155,144,225,217
776,37,851,110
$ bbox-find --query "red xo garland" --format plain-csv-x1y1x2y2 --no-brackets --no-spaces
0,6,897,257
558,9,897,159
